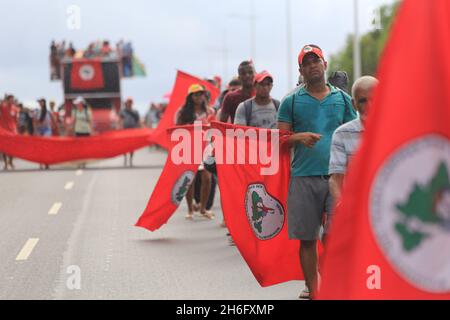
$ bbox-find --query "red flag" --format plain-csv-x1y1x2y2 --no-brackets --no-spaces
71,59,104,90
152,71,220,150
211,122,304,287
318,0,450,300
136,124,207,231
0,127,154,165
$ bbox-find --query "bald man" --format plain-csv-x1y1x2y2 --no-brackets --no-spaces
329,76,379,207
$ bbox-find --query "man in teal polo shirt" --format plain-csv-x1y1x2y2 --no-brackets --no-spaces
278,45,357,299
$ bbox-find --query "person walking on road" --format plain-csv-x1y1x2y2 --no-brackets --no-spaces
278,45,357,299
72,96,93,137
176,84,215,221
234,70,280,129
329,76,379,207
119,97,141,167
72,96,93,169
219,61,255,124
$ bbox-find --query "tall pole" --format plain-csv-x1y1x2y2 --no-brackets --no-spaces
286,0,293,90
353,0,362,81
228,2,257,61
250,0,256,60
223,30,229,83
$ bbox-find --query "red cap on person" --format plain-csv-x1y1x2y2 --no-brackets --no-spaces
254,71,273,84
298,45,325,66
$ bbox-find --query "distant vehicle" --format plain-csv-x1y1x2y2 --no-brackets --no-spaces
61,56,122,132
50,41,146,133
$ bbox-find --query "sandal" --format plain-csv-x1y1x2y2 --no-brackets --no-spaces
185,212,194,220
200,211,214,220
299,288,311,300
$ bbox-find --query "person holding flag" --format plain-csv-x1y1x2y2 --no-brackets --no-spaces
176,84,215,220
278,44,357,299
0,94,18,170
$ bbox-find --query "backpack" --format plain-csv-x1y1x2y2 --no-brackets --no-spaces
328,71,349,94
243,98,280,126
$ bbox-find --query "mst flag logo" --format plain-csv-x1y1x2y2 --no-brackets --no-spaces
79,64,95,81
371,136,450,293
245,184,284,240
71,60,104,90
171,171,195,206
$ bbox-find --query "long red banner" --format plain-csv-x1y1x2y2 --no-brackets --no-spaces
0,70,218,165
0,127,155,165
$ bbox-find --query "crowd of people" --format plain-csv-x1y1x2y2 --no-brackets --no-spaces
5,43,378,299
173,44,378,300
50,40,136,80
0,93,169,169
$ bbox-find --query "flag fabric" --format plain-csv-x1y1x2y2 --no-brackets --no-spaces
71,59,104,90
135,124,208,232
211,122,304,287
318,0,450,300
0,127,155,165
152,71,221,150
132,55,147,77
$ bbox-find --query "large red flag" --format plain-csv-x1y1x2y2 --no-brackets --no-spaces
152,71,220,150
0,127,154,165
318,0,450,300
136,124,207,231
71,59,105,90
211,122,304,287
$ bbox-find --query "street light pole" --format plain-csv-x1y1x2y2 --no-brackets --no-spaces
286,0,293,91
228,0,257,61
250,0,256,60
353,0,362,81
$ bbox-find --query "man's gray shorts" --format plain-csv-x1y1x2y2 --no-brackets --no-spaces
287,176,333,241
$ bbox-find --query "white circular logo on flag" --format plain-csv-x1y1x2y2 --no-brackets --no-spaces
370,135,450,293
245,184,285,240
171,171,195,206
79,64,95,81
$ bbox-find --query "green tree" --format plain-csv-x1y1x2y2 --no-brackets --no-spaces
328,1,401,86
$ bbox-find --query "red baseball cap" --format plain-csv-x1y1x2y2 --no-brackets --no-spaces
298,45,325,66
254,71,273,84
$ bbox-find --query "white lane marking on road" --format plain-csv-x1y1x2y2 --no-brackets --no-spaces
48,202,63,215
16,238,39,261
75,170,83,176
64,182,74,190
53,173,98,299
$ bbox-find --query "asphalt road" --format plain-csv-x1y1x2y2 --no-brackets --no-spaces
0,147,304,300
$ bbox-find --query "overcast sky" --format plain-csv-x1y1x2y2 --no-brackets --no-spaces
0,0,394,113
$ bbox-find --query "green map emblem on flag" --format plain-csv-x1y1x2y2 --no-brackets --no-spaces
245,184,285,240
371,136,450,293
171,171,195,206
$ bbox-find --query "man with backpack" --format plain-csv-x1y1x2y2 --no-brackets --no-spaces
278,45,357,299
234,71,280,129
119,97,141,167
